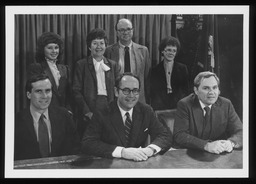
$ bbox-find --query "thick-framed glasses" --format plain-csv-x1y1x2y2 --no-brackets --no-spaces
118,87,140,95
117,28,133,34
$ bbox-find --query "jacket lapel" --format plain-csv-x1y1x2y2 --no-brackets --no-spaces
88,56,97,85
129,104,143,146
24,108,38,144
192,96,204,137
103,57,111,101
109,102,127,146
42,61,58,94
209,98,222,139
111,43,120,63
131,43,142,75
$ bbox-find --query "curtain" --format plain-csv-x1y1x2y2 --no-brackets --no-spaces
15,14,173,113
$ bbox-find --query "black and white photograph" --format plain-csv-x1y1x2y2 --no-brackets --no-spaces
5,5,249,178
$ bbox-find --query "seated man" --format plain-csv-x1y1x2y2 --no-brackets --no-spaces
173,71,242,154
81,72,172,162
14,74,80,160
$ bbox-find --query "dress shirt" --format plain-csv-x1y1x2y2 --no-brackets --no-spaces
93,58,110,96
198,100,212,116
30,106,52,152
112,101,160,158
118,41,135,73
164,60,174,94
46,58,61,88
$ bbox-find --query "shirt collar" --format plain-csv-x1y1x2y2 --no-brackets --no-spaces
93,58,104,66
117,101,133,119
45,57,57,64
118,41,133,49
198,100,212,110
30,105,49,122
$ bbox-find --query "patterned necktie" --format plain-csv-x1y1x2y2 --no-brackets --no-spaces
38,114,50,157
124,112,132,145
124,46,131,72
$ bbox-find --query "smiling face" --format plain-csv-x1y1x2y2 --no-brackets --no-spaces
44,43,59,61
194,76,220,106
89,38,106,60
163,45,177,62
115,75,140,111
27,79,52,113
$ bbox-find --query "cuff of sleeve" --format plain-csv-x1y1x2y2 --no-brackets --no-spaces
112,146,124,158
147,144,161,155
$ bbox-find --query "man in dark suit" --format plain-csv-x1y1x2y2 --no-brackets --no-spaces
173,71,242,154
81,73,172,162
104,18,151,104
14,74,80,160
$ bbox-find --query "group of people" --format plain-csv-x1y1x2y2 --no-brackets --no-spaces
14,18,243,163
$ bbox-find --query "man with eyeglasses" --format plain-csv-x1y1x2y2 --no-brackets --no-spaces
81,73,172,162
104,18,151,105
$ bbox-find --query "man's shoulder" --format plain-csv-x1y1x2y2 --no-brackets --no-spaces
49,106,70,117
106,43,119,50
133,42,148,50
134,101,154,114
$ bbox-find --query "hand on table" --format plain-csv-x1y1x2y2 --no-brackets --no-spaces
121,148,149,162
204,140,227,154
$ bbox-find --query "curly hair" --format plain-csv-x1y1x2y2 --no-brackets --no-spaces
86,28,108,49
35,32,64,63
158,36,181,55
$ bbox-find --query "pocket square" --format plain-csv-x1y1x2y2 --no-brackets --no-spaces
144,128,148,132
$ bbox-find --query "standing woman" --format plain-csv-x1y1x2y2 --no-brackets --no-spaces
27,32,73,114
73,28,120,138
150,36,189,110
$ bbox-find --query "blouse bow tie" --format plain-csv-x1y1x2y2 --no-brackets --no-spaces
95,61,110,72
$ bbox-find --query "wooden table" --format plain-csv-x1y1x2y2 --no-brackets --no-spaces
14,149,242,169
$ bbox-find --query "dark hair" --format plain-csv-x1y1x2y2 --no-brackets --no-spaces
158,36,181,54
115,72,140,89
86,28,108,49
25,74,51,93
194,71,220,88
35,32,64,63
115,18,133,31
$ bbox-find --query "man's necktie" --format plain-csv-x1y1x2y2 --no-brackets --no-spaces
202,106,211,139
124,46,131,72
38,114,50,157
125,112,132,145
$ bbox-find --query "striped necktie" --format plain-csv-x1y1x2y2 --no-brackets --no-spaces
124,112,132,145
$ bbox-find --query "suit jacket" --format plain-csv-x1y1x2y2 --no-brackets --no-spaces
81,100,172,158
173,93,243,150
27,60,72,111
72,56,120,116
104,42,151,104
14,106,80,160
150,60,189,110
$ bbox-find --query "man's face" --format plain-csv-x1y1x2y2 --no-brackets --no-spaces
115,75,139,111
44,43,59,61
27,79,52,112
116,19,133,44
194,76,220,106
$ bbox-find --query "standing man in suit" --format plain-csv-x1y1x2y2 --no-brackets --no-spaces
14,74,80,160
173,71,243,154
150,36,189,110
104,18,151,104
81,73,172,162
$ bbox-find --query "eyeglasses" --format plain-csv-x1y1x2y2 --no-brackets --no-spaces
117,28,133,34
118,87,140,95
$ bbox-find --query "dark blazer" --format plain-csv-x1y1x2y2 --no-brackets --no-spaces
150,60,189,110
14,106,80,160
173,93,243,150
27,60,72,111
72,55,120,116
104,42,151,104
81,100,172,158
